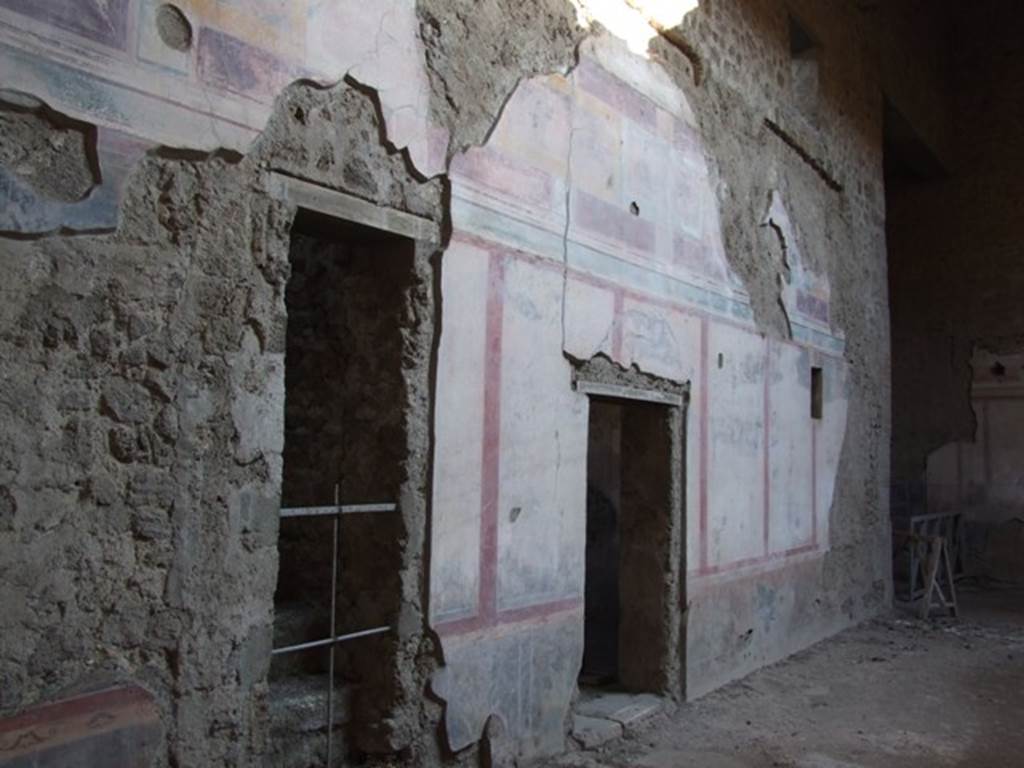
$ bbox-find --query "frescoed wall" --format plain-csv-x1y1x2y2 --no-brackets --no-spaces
428,34,848,754
926,347,1024,582
0,0,890,765
0,0,444,234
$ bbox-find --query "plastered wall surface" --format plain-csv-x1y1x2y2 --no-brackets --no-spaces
925,347,1024,582
0,0,446,235
927,349,1024,525
429,30,852,754
0,0,897,765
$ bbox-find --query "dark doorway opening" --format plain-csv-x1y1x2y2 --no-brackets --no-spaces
582,395,677,694
270,208,415,765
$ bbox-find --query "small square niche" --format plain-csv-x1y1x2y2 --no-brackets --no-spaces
789,15,820,117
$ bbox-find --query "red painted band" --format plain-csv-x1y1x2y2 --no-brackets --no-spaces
478,250,506,622
698,317,710,572
763,338,772,556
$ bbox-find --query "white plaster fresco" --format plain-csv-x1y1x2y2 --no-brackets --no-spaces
429,241,489,623
0,0,445,233
706,324,768,567
431,31,850,758
926,347,1024,524
768,341,815,553
495,258,588,612
762,190,836,341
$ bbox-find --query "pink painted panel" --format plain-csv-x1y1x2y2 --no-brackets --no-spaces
576,57,658,130
451,146,557,209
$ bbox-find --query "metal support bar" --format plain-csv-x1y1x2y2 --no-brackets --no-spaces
326,484,339,768
272,490,398,766
280,503,397,518
271,626,393,656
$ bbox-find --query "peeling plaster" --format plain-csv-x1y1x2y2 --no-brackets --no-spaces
0,0,445,236
762,190,838,341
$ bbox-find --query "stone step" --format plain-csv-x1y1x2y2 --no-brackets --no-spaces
270,674,352,732
270,601,331,680
575,692,663,728
572,692,665,750
572,714,623,750
273,601,330,649
268,675,353,768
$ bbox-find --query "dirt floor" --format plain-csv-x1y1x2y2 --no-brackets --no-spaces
549,584,1024,768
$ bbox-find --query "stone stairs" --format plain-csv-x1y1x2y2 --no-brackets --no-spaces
269,601,352,767
571,691,665,750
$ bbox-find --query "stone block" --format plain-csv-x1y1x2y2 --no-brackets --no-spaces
575,692,663,727
571,714,622,750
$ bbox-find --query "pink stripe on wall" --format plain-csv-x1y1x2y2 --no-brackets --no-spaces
694,543,817,578
434,231,832,632
436,243,585,638
811,353,819,548
574,190,656,254
575,58,658,130
698,317,710,572
478,250,506,622
452,145,556,207
763,338,772,556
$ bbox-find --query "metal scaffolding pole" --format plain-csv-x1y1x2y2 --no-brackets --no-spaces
270,486,397,766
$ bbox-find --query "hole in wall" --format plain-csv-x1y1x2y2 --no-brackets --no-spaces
157,4,193,52
629,201,640,216
789,15,817,57
583,396,676,692
272,208,415,754
991,362,1006,377
717,353,724,369
0,96,100,204
811,366,824,420
882,97,947,183
788,15,820,117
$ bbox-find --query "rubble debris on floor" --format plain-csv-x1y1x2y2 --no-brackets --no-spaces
550,587,1024,768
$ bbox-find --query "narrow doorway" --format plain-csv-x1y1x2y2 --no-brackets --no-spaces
582,395,677,694
270,208,415,765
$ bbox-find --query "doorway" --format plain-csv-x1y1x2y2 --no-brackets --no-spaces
270,207,416,764
579,376,685,697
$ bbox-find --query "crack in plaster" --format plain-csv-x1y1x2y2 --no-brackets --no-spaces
763,215,795,339
560,82,579,353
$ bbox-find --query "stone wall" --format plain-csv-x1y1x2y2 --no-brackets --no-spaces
0,76,442,766
0,0,962,764
664,0,892,697
888,0,1024,489
275,226,424,755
